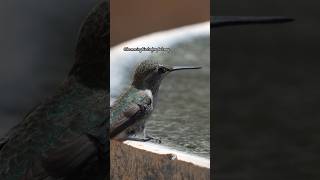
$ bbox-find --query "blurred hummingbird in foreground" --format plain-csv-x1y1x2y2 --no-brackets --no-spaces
110,60,201,143
0,1,108,179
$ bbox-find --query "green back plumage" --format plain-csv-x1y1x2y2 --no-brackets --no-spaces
0,78,106,179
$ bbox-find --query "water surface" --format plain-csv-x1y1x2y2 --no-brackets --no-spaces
145,37,210,158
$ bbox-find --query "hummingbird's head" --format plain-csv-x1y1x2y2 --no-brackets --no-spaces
132,60,201,94
69,1,108,89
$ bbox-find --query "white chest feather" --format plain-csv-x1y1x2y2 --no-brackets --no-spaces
144,89,153,101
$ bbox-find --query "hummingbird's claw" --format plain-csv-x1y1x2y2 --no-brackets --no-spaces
145,135,161,144
152,137,161,144
155,138,162,144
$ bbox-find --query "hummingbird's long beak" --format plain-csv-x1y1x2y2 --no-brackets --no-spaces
170,66,202,72
212,16,294,27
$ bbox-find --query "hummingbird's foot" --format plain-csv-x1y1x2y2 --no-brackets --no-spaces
145,135,162,144
126,137,153,142
126,135,161,143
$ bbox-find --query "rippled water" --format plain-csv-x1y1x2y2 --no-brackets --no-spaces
145,37,210,158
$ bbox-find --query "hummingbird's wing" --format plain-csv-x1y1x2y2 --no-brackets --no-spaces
41,123,107,179
41,134,97,178
110,103,141,138
110,92,152,139
21,134,99,180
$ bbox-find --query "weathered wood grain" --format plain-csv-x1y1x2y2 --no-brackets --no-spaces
110,140,210,180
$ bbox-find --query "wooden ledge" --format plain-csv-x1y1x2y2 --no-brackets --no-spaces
110,140,210,180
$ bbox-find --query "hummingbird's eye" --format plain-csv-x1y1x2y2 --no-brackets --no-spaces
158,67,167,74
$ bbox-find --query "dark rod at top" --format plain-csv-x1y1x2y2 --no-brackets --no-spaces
211,16,294,27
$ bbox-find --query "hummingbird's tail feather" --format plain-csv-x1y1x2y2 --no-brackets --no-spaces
212,16,294,27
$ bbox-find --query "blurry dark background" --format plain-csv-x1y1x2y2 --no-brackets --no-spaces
0,0,100,136
213,0,320,179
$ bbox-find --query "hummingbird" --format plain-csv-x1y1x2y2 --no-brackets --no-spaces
110,60,201,143
0,1,108,180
